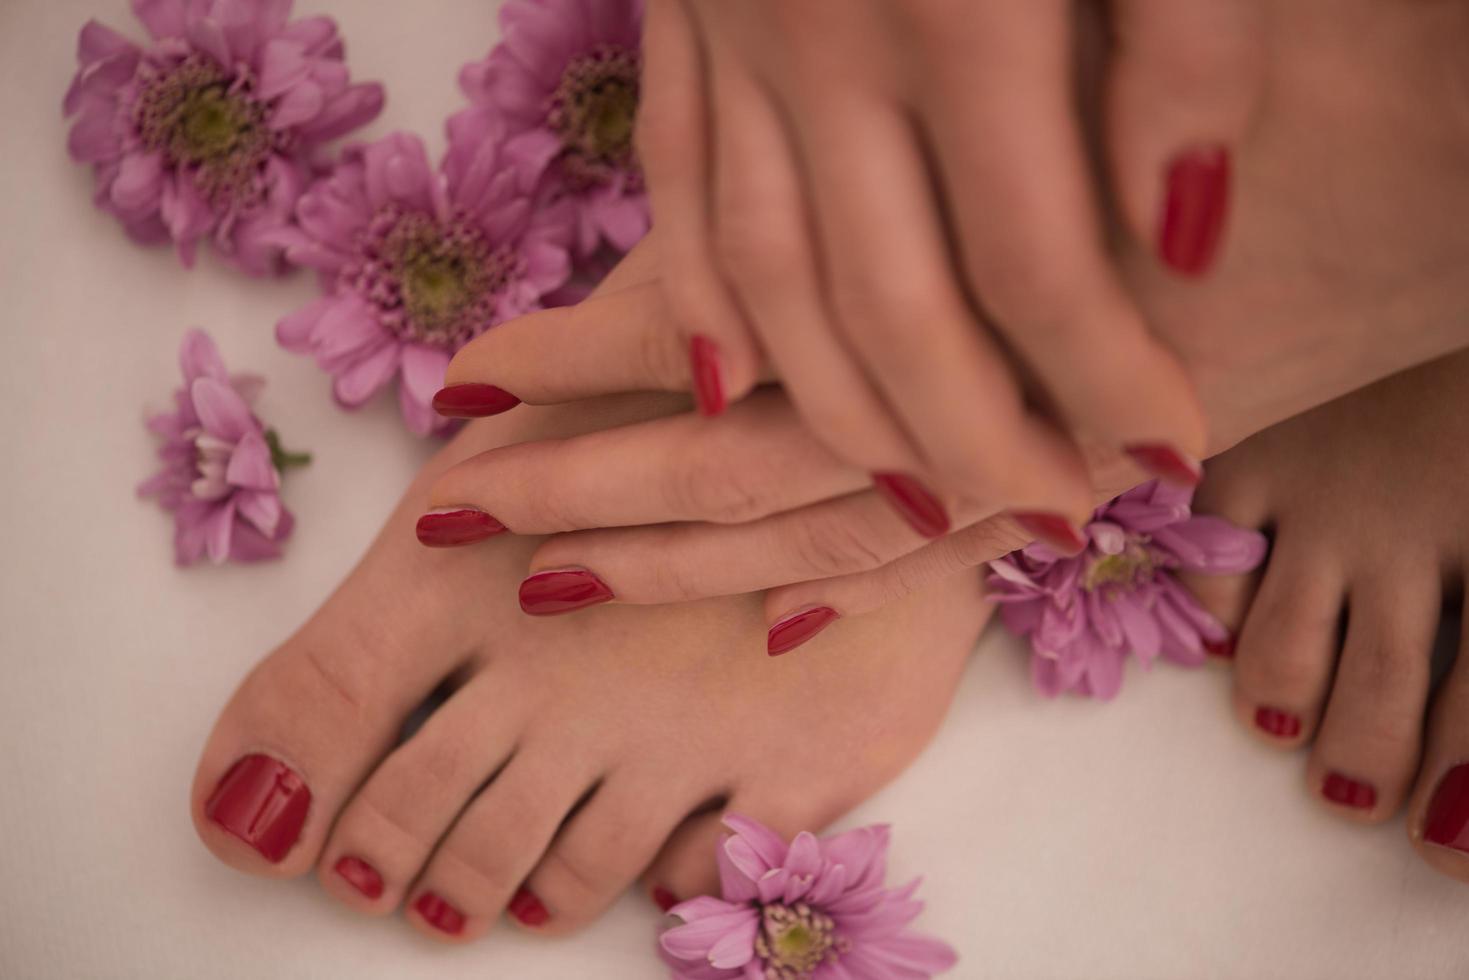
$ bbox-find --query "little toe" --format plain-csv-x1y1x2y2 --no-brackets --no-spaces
1407,597,1469,883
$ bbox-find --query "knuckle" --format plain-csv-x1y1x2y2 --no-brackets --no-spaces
666,440,771,524
636,310,691,392
951,519,1028,570
788,508,892,579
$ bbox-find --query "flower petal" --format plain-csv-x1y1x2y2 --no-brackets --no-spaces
226,429,278,491
190,377,254,443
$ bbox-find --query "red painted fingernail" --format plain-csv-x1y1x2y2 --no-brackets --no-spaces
1322,772,1377,811
334,855,384,900
1012,512,1087,555
415,509,507,547
689,334,725,417
518,568,615,616
1159,145,1230,276
432,383,521,418
1203,634,1235,659
414,891,465,935
652,886,678,913
1124,443,1202,488
1424,762,1469,853
767,607,840,657
1254,706,1302,739
872,472,950,538
509,885,550,927
204,754,311,864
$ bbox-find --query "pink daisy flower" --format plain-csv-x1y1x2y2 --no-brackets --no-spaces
63,0,384,275
659,814,957,980
987,480,1268,700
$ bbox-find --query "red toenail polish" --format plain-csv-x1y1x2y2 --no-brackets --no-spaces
415,509,507,547
1159,145,1230,276
432,383,521,418
509,886,550,927
689,335,725,417
1203,634,1235,659
204,754,311,864
1011,512,1087,556
1322,772,1377,810
1424,763,1469,853
415,891,466,935
767,607,840,657
1123,443,1203,488
872,472,950,539
518,568,615,616
1254,706,1302,739
652,886,678,913
334,855,384,900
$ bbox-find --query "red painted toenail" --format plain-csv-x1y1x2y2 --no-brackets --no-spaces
1203,635,1235,659
1254,706,1302,739
205,754,311,864
334,855,384,900
509,885,550,927
1424,763,1469,854
1123,443,1203,488
414,891,466,935
431,383,521,418
415,509,507,547
652,886,678,913
872,472,950,539
1011,512,1087,556
767,607,840,657
1159,145,1230,277
518,568,615,616
689,334,725,417
1322,772,1377,810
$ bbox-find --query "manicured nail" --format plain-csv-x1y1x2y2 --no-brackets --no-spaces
1203,634,1235,659
872,472,950,539
652,886,678,913
767,607,840,657
415,508,507,547
1424,762,1469,854
689,334,725,417
1011,512,1087,555
1322,772,1377,811
432,383,521,418
518,568,615,616
1254,706,1302,739
509,885,550,927
1159,145,1230,276
1124,443,1202,488
414,891,465,935
334,855,384,900
204,754,311,864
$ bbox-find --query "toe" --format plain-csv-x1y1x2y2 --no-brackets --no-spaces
1407,599,1469,883
1177,458,1271,658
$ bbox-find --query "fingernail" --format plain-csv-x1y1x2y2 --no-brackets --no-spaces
1159,145,1230,276
1124,443,1203,488
518,568,615,616
767,607,840,657
509,885,550,927
1424,762,1469,853
1011,512,1087,555
1203,634,1235,659
872,472,950,538
415,508,507,547
432,383,521,418
1254,706,1302,739
204,754,311,864
652,886,678,913
689,334,725,417
414,891,465,935
1322,772,1377,811
334,855,384,900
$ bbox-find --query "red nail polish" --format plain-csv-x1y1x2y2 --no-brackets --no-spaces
1011,512,1087,555
1322,772,1377,810
204,754,311,864
334,855,384,900
1424,762,1469,853
1203,634,1235,659
1159,145,1230,276
767,607,840,657
652,886,678,913
872,472,950,538
1124,443,1202,488
518,568,615,616
509,886,550,927
1254,706,1302,739
415,509,507,547
689,335,725,417
415,891,466,935
432,383,521,418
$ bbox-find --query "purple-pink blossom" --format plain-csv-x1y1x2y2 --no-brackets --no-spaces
63,0,383,275
987,480,1268,700
659,814,957,980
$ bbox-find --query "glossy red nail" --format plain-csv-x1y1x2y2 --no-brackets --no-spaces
1124,443,1202,488
414,891,465,935
767,607,840,657
334,855,384,899
1322,772,1377,811
689,334,725,417
1254,706,1302,739
1203,634,1235,659
1011,512,1087,555
415,509,506,547
1159,145,1230,276
519,568,615,616
1424,762,1469,853
432,383,521,418
872,472,950,539
204,754,311,864
509,886,550,927
652,886,678,913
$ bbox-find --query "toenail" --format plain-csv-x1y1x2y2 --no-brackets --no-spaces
767,607,839,657
1203,634,1235,659
204,754,311,864
415,508,507,547
333,855,384,900
1322,772,1377,810
431,383,522,418
518,568,615,616
1158,145,1231,277
414,891,466,935
508,885,549,927
1423,763,1469,854
1122,443,1203,488
1254,706,1302,739
1011,512,1087,556
651,885,678,913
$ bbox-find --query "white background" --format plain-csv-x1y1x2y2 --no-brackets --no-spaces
1,1,1466,977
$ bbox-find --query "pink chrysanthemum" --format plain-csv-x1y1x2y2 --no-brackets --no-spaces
63,0,383,274
139,329,306,566
272,128,573,435
659,814,957,980
456,0,648,260
987,480,1268,700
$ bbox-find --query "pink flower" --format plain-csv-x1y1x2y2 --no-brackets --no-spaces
63,0,384,275
659,814,957,980
139,329,305,566
987,480,1268,700
273,128,572,436
456,0,648,261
